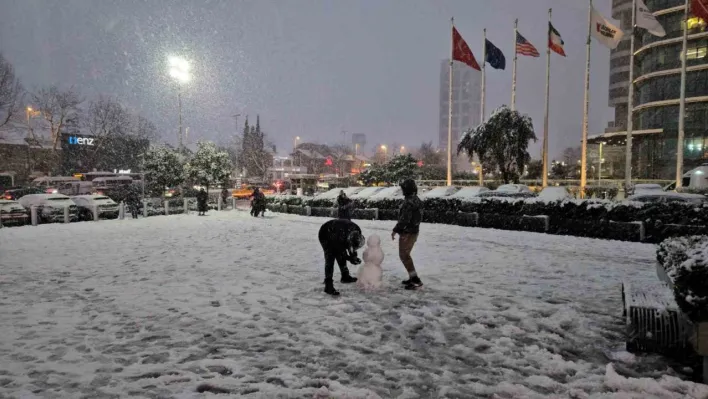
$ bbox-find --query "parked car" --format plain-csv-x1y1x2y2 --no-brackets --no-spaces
449,186,490,200
478,184,535,199
631,183,664,196
537,186,572,201
350,187,384,199
0,199,29,226
627,192,708,205
71,195,120,221
2,187,45,200
17,194,79,223
420,186,459,199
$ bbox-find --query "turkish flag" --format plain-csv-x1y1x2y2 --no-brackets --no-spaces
452,27,481,71
693,0,708,23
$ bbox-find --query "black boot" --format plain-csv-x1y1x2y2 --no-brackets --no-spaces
324,279,340,296
341,274,357,284
404,276,423,290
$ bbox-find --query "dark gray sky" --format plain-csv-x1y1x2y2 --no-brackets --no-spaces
0,0,614,159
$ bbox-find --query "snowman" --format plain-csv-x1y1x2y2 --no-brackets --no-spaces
357,234,384,290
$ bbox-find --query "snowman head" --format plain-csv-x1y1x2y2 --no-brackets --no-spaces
367,234,381,248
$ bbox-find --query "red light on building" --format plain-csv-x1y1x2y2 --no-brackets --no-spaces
417,161,424,167
325,157,333,166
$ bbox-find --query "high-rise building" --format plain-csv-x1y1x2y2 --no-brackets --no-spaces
590,0,708,179
438,60,481,152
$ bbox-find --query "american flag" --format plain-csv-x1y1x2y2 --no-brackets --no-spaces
515,32,540,57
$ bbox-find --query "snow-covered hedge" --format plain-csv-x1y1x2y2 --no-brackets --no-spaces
657,236,708,323
266,195,708,242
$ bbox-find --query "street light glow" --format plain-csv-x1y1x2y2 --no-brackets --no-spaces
168,55,191,83
381,145,387,150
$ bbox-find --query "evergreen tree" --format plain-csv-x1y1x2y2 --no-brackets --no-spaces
457,105,537,184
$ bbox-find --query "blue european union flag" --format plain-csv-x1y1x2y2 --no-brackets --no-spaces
484,39,506,70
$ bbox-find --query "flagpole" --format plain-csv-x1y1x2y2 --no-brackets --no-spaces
511,19,518,111
624,0,637,189
447,17,454,187
580,0,592,198
676,0,689,188
481,28,487,123
542,9,552,188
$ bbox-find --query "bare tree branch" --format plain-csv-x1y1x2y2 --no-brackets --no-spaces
32,86,82,150
0,53,23,131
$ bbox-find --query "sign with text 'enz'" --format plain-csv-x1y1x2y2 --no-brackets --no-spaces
67,136,95,146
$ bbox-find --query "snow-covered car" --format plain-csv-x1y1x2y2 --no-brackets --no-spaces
368,186,403,200
420,186,459,199
313,188,341,200
0,199,29,226
449,186,490,200
627,192,707,205
71,195,120,221
537,186,572,202
478,184,535,198
17,194,79,223
631,183,664,196
350,187,384,199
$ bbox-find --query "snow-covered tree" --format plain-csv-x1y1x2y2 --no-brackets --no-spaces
141,146,185,197
385,154,418,184
184,141,232,190
457,105,537,184
0,53,23,131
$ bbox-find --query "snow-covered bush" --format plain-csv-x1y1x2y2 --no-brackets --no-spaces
184,141,232,191
657,236,708,322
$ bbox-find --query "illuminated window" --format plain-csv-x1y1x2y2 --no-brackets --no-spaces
685,40,708,59
686,17,707,31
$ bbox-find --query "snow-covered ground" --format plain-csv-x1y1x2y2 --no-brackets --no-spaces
1,210,707,398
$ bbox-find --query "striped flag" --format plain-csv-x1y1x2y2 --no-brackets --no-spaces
548,22,566,56
515,32,540,57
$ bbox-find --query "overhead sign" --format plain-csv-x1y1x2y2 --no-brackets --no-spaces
67,136,95,146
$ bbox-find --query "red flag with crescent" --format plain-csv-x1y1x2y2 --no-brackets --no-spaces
452,27,481,71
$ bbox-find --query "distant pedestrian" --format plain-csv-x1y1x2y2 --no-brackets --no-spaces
197,188,208,216
391,179,423,290
221,187,230,210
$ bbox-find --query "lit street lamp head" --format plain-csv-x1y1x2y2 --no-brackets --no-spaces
168,55,191,83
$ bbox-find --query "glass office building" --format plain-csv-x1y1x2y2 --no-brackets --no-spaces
591,0,708,179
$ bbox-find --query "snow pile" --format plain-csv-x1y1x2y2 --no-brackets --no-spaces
657,235,708,322
0,212,705,397
605,363,708,398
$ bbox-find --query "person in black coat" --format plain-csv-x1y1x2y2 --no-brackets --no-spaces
318,219,364,296
250,188,266,217
196,188,208,216
336,190,353,220
125,186,141,219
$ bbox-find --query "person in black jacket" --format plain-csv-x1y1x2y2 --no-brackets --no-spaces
125,186,141,219
196,188,208,216
336,190,353,220
318,219,364,296
391,179,423,290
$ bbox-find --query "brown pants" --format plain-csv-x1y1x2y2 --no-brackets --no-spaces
398,233,419,274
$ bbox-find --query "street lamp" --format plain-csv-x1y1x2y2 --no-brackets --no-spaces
168,55,190,150
400,145,405,154
294,136,301,150
381,144,388,162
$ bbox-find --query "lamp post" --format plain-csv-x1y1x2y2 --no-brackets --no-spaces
381,144,388,162
168,56,191,150
294,136,300,151
400,145,405,154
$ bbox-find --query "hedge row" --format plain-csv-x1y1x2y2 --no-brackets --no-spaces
266,195,708,243
657,236,708,323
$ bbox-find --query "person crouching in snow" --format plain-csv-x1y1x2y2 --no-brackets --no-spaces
392,179,423,290
318,219,364,296
357,234,384,290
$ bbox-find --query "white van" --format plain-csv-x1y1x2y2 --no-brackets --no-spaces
31,176,80,194
664,164,708,191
